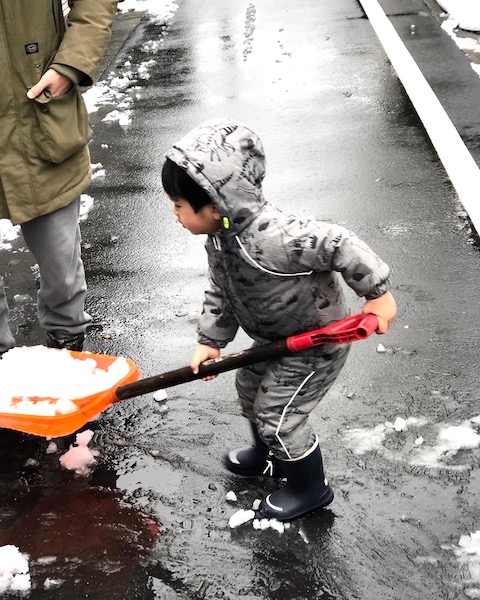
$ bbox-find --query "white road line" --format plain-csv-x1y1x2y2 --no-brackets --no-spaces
358,0,480,234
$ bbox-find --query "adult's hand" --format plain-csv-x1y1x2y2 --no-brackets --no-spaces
27,69,72,99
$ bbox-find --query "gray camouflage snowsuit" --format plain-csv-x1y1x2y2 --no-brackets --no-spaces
166,118,391,460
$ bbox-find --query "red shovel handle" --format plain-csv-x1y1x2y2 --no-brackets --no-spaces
286,313,378,352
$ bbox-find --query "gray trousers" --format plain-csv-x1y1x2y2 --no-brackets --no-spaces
235,343,350,460
0,199,91,353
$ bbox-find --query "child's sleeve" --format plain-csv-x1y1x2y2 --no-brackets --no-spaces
307,222,391,299
197,275,239,348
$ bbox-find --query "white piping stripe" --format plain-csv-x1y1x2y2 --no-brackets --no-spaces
212,235,222,251
275,370,316,459
289,436,319,461
265,494,283,512
235,235,313,277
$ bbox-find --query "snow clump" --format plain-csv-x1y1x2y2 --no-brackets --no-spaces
0,545,30,593
59,430,99,476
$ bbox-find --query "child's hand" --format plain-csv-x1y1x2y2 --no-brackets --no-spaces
362,291,397,334
191,344,221,380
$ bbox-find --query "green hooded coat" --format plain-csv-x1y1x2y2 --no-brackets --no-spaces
0,0,118,224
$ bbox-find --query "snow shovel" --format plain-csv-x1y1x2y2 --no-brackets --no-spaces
0,312,378,438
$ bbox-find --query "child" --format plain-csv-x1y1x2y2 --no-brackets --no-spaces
161,118,397,522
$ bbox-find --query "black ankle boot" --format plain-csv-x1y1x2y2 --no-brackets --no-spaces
258,440,333,521
224,422,283,477
46,331,85,351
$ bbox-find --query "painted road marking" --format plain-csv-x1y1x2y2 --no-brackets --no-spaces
358,0,480,234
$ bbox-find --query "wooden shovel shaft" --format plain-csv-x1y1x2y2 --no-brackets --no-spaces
114,339,289,401
114,312,378,402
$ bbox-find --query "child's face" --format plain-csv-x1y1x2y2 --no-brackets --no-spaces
171,198,222,235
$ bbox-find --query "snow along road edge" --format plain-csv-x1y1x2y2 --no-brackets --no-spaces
358,0,480,236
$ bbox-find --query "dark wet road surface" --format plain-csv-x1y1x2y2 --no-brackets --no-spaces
1,0,480,598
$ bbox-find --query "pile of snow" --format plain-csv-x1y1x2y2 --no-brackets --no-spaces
436,0,480,32
84,1,178,120
0,546,30,593
0,346,130,416
0,219,20,250
117,0,178,24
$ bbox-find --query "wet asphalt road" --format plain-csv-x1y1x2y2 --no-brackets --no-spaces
1,0,480,598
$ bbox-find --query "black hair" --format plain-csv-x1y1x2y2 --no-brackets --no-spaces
161,158,213,213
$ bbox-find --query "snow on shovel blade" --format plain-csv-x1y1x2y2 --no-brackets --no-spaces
0,349,140,438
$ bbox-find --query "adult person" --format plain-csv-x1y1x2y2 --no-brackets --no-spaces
0,0,119,354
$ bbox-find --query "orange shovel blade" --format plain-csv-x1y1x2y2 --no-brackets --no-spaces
0,351,140,438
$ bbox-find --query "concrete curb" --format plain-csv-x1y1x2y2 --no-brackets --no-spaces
94,10,146,84
361,0,480,236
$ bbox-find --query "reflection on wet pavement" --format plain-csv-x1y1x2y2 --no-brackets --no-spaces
0,430,160,599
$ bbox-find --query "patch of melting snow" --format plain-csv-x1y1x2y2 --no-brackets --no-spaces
0,219,20,250
252,518,286,533
436,0,480,32
91,164,106,180
345,414,480,469
345,422,389,455
117,0,178,24
0,545,30,594
454,530,480,597
437,2,480,78
0,547,70,594
44,578,64,590
228,508,291,534
83,0,178,120
35,556,56,566
102,109,132,128
412,420,480,468
78,1,178,199
227,499,292,534
79,193,94,222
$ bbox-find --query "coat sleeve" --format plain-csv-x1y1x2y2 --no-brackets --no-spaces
197,274,239,349
52,0,119,86
297,221,392,300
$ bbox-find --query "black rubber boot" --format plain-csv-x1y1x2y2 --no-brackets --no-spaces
258,440,334,521
46,331,85,352
224,422,283,477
